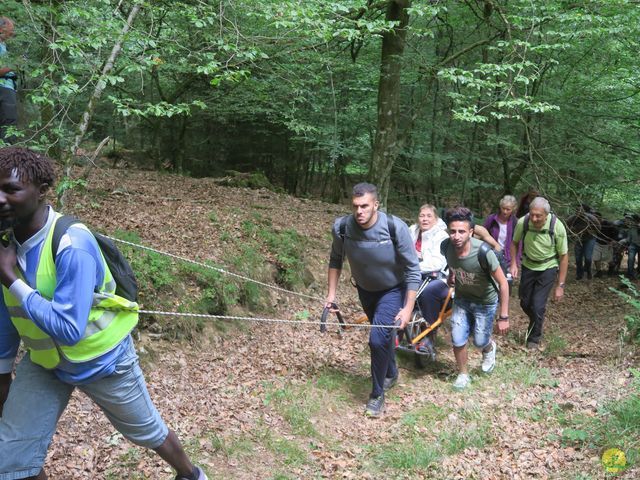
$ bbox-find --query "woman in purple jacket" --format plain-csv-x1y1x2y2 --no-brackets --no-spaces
483,195,520,269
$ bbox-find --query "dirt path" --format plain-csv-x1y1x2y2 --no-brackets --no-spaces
39,169,639,479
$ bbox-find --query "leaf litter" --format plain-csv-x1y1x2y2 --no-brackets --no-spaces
35,167,639,479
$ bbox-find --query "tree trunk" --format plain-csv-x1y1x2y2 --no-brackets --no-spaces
59,2,143,207
368,0,411,208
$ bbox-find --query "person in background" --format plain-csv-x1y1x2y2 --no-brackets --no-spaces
592,213,618,278
0,17,17,144
408,204,450,357
624,214,640,280
565,204,600,280
516,187,539,218
610,218,627,277
483,195,520,271
510,197,568,350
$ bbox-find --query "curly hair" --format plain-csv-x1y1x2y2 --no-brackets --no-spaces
0,147,57,187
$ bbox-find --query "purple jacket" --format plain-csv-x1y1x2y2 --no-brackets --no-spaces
483,213,521,266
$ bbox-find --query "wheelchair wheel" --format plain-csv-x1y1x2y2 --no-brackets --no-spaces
405,310,425,343
406,311,431,368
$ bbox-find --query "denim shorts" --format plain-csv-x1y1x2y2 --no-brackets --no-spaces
450,297,497,348
0,340,168,479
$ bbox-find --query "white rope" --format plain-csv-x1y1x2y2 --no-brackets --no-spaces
106,235,325,302
137,309,415,329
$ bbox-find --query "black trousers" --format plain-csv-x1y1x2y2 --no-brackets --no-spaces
0,87,17,144
357,284,404,398
518,266,558,344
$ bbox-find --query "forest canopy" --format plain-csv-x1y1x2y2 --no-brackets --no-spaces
3,0,639,216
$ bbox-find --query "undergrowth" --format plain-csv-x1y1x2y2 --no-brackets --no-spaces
109,209,307,340
611,277,640,343
372,406,493,474
112,230,267,339
240,212,306,289
559,369,640,473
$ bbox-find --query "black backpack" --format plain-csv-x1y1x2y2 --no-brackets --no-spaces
440,238,504,292
52,216,138,301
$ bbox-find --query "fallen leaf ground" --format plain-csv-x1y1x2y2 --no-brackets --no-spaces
39,168,639,479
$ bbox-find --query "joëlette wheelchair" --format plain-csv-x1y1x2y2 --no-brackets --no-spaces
396,275,453,368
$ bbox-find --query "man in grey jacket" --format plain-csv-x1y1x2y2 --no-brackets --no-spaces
326,183,420,417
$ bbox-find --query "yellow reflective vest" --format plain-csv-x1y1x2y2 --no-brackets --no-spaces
2,214,138,369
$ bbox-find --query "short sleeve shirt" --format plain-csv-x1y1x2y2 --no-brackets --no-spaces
513,214,568,271
445,238,499,305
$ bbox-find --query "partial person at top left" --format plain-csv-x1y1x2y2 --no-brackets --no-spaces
0,17,17,145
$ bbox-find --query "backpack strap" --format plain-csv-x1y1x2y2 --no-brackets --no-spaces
440,237,450,258
478,241,499,292
386,214,397,247
478,241,490,273
52,215,80,262
339,215,348,240
523,213,530,240
549,213,557,243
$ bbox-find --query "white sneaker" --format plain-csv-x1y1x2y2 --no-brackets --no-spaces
481,340,496,373
453,373,471,390
176,466,208,480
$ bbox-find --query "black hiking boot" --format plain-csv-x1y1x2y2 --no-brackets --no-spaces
383,373,398,392
365,394,385,418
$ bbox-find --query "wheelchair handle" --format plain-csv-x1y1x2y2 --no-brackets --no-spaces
320,303,345,333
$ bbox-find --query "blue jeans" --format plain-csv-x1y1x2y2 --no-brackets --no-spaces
0,339,168,479
575,236,596,279
450,297,497,349
627,243,639,279
357,284,404,398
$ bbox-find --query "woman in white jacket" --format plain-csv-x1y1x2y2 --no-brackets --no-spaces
408,204,451,355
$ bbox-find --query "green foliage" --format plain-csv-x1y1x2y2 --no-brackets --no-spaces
261,228,306,289
543,331,568,357
611,279,640,343
496,356,559,388
111,229,266,338
55,177,88,198
180,262,240,318
8,0,640,214
111,231,174,291
375,439,440,470
217,171,277,191
241,214,306,289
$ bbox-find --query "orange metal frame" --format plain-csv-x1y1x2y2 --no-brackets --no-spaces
410,287,453,345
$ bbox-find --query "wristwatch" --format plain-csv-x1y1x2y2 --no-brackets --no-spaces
499,315,509,320
558,282,565,288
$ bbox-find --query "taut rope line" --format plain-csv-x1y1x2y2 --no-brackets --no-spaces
105,236,418,330
137,309,404,330
107,235,324,302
